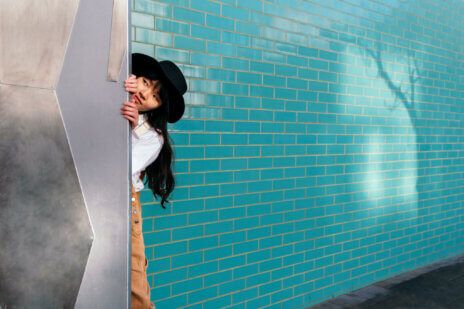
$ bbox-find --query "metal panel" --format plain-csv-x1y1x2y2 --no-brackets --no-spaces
0,85,92,308
56,0,130,307
108,0,129,81
0,0,129,307
0,1,79,88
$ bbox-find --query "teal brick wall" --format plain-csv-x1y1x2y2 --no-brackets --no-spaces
131,0,464,307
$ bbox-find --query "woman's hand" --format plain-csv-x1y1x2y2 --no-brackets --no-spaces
121,99,139,128
124,74,138,93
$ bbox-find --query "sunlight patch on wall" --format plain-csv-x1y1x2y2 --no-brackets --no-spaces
339,44,420,222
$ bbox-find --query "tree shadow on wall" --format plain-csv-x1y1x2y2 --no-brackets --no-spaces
361,42,426,200
364,45,421,131
354,3,463,223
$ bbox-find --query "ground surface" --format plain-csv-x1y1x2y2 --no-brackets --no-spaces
309,254,464,309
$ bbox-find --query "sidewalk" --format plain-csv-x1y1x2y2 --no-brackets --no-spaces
309,253,464,309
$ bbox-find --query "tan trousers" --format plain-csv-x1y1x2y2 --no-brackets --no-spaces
131,187,155,309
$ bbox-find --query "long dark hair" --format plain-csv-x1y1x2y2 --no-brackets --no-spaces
141,80,175,209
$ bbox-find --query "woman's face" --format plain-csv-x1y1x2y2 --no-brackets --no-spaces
132,76,162,112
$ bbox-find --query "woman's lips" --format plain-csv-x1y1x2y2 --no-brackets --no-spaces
133,94,141,104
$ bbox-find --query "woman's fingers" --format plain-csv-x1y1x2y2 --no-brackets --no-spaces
122,114,135,122
124,79,135,84
124,76,137,93
121,105,136,115
124,80,137,86
125,85,137,93
121,107,137,116
121,110,137,127
121,101,139,128
125,74,136,82
123,100,137,107
121,111,135,121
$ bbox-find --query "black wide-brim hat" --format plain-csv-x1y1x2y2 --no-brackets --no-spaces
131,53,187,123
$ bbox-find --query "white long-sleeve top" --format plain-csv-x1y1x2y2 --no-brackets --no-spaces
132,113,164,192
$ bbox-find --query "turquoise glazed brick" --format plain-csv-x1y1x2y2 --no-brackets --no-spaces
172,224,204,240
237,72,261,84
188,287,218,304
223,57,249,70
154,214,188,230
191,24,220,41
222,5,249,21
172,277,203,295
232,287,258,303
131,42,154,57
222,31,250,46
250,85,273,98
207,68,235,81
191,52,221,67
204,270,233,286
237,46,262,60
189,261,218,277
131,12,154,29
190,0,220,14
205,171,233,183
237,0,262,11
174,146,204,159
144,230,170,246
155,241,188,258
154,46,189,62
151,284,170,300
134,0,171,17
219,255,246,270
207,41,237,56
136,28,172,46
251,61,274,73
173,7,204,24
174,35,205,52
133,0,464,308
189,235,218,251
206,14,234,31
204,246,233,261
223,83,248,96
155,18,189,35
172,252,203,268
203,295,231,308
236,96,260,108
155,295,187,308
172,199,204,214
219,279,246,294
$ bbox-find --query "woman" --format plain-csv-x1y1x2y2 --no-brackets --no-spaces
121,53,187,309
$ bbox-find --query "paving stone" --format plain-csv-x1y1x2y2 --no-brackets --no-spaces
308,254,464,309
329,294,366,306
351,285,389,299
